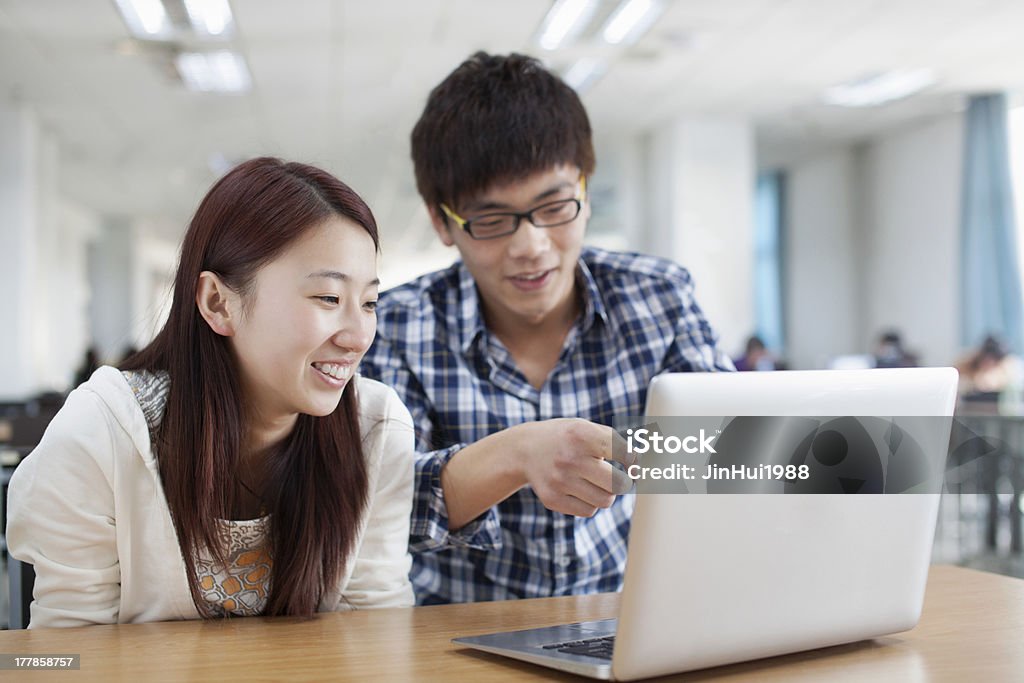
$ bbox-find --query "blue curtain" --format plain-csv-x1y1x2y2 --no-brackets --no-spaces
961,94,1024,353
754,171,785,354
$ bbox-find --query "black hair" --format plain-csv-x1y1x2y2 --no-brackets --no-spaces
411,51,595,211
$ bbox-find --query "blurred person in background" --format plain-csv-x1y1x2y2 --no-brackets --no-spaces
733,335,782,371
72,346,101,388
956,334,1021,401
118,345,140,366
873,330,920,369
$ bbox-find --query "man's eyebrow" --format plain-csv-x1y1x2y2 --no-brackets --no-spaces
306,270,381,287
464,181,575,213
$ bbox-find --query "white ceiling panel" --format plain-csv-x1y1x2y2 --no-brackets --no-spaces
2,0,1024,240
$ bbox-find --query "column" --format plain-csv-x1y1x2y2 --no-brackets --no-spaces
639,117,755,356
0,102,40,399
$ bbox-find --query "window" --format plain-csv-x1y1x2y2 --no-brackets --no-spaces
1009,103,1024,303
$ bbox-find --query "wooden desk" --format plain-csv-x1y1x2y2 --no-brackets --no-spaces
1,565,1021,681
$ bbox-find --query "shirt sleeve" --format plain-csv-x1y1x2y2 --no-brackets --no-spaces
659,266,736,373
6,388,122,628
361,333,502,553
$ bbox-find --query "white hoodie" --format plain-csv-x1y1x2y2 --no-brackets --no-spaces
7,366,415,628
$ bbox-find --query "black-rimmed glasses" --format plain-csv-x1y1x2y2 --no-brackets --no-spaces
440,176,587,240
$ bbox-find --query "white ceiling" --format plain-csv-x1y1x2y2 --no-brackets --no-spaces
2,0,1024,244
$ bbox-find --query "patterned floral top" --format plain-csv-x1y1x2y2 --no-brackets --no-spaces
123,370,271,617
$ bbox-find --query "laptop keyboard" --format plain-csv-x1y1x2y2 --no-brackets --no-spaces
542,635,615,660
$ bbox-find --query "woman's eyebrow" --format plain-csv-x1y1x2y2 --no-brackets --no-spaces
306,270,381,287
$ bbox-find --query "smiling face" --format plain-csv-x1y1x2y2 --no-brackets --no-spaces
431,164,589,331
224,216,379,428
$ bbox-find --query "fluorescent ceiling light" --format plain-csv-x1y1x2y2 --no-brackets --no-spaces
602,0,665,46
184,0,234,37
113,0,171,39
823,68,937,107
176,51,251,93
538,0,600,50
563,58,607,93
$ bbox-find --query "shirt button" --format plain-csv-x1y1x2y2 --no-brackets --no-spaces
555,555,572,567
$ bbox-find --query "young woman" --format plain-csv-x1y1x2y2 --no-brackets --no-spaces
7,158,414,627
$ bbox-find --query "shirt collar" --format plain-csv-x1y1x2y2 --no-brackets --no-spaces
576,250,610,334
455,261,487,354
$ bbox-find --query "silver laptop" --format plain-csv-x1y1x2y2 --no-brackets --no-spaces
453,368,958,680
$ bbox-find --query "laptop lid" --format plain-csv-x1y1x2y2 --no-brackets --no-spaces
611,368,958,680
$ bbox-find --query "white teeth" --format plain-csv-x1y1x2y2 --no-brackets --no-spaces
313,362,351,381
518,271,546,280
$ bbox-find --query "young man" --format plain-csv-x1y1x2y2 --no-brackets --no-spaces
361,52,732,605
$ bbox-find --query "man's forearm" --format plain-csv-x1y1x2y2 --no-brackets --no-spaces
440,428,526,531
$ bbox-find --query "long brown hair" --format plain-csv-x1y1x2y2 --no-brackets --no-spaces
124,157,379,617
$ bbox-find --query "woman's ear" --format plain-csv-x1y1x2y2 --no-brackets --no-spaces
196,271,238,336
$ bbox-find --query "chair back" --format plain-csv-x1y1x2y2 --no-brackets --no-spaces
7,554,35,629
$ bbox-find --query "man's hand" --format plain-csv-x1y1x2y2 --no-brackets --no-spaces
515,418,634,517
441,418,635,530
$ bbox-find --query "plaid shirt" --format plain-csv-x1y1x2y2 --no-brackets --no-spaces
360,246,732,604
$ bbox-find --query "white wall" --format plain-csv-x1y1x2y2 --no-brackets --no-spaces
783,113,964,369
31,129,60,389
643,117,755,355
785,147,862,369
585,133,641,252
861,114,963,366
132,226,179,348
0,102,39,398
86,219,179,364
88,220,135,364
0,103,106,396
45,200,101,389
